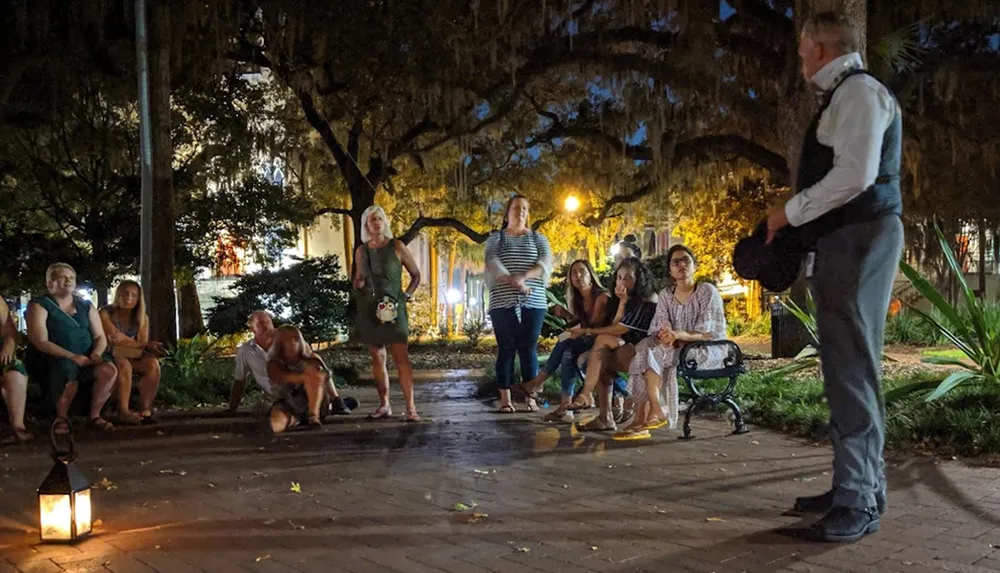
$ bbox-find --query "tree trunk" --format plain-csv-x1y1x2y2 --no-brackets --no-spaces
979,219,987,298
446,241,457,337
429,240,440,333
148,0,177,345
177,278,204,338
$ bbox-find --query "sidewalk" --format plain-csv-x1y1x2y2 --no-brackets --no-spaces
2,379,999,573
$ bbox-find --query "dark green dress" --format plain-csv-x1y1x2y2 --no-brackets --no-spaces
355,242,409,346
25,295,96,403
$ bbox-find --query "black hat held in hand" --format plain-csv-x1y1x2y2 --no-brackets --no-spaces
732,219,803,293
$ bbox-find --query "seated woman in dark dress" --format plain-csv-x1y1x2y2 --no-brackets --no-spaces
25,263,117,431
1,296,33,444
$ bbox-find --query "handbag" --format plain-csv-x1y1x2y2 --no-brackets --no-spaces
363,246,399,324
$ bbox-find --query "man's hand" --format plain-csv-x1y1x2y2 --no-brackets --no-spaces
71,354,90,367
765,205,790,246
567,326,586,340
88,352,104,366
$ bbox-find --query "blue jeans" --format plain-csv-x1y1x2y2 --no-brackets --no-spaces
544,336,596,396
490,307,547,390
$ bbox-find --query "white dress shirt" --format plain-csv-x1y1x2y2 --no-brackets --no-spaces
785,53,900,228
234,338,273,395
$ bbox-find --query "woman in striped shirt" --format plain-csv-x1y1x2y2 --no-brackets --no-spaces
485,195,553,413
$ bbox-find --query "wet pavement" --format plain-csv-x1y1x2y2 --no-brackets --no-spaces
2,379,1000,572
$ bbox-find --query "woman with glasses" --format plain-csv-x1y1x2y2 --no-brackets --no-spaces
613,245,727,441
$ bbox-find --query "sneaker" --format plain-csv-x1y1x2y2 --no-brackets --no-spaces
330,396,352,415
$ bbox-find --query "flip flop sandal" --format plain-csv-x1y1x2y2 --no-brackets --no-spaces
140,415,158,425
496,404,516,414
524,397,540,413
366,406,392,420
89,418,116,432
307,415,323,429
578,418,615,432
643,419,669,430
612,429,651,441
405,411,421,423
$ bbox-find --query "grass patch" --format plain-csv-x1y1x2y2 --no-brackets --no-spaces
732,367,1000,457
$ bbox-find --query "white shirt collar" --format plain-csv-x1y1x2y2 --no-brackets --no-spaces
811,52,864,92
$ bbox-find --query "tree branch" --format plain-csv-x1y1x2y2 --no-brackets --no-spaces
399,217,489,245
313,206,352,218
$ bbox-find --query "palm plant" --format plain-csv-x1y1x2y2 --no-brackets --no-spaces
886,224,1000,403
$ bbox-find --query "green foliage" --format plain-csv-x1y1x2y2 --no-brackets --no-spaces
162,333,222,382
780,291,820,348
157,358,237,409
885,309,945,346
462,315,487,347
727,313,771,338
737,366,1000,457
889,224,1000,402
406,285,439,341
541,289,568,340
206,255,351,343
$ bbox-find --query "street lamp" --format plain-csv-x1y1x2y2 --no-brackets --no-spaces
38,419,93,543
563,195,581,213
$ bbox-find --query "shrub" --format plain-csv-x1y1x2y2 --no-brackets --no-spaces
463,314,487,347
884,309,942,346
206,255,351,343
406,284,438,341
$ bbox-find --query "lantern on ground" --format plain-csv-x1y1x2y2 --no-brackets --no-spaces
38,419,92,543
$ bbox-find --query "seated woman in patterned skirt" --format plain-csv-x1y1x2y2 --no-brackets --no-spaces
613,245,727,441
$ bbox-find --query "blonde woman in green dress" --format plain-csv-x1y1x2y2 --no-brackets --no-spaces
353,205,422,422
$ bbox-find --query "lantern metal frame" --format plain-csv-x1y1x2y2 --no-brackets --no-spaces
37,418,93,544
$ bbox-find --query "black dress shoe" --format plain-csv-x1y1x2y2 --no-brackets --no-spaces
804,506,880,543
793,489,886,515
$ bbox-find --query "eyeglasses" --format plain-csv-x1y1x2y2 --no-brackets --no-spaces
670,257,692,267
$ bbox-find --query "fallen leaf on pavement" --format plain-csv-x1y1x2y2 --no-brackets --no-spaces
255,555,270,562
453,503,471,511
515,547,530,553
93,519,104,528
706,517,726,523
289,520,305,530
98,477,116,491
290,482,302,493
590,546,599,550
158,469,175,475
263,519,276,525
466,512,488,524
178,470,188,476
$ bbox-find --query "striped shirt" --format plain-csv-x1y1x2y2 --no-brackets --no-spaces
485,230,552,310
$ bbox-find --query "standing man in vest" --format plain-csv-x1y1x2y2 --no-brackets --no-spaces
766,12,904,543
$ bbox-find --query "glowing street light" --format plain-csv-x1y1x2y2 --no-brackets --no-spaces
563,195,581,213
446,288,462,305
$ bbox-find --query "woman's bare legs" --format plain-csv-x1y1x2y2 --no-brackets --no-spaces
367,345,391,416
55,381,79,422
570,335,620,407
133,356,161,417
90,362,118,425
2,371,32,440
388,342,418,420
113,358,141,423
643,370,667,424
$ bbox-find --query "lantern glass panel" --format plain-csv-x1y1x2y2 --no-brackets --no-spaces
39,494,73,541
74,489,91,536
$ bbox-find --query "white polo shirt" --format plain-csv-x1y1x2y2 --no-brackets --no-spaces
234,338,273,395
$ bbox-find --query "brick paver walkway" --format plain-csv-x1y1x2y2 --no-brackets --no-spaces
2,379,1000,573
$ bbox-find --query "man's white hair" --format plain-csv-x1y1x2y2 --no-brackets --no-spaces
360,205,393,243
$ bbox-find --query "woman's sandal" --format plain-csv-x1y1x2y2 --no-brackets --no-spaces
89,417,115,432
566,398,595,411
307,415,323,429
404,410,421,423
643,418,669,431
611,428,651,441
496,404,516,414
523,396,540,413
117,412,143,426
366,406,392,420
578,417,615,432
1,427,35,445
